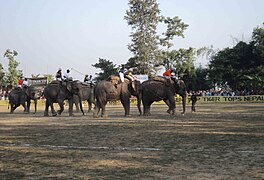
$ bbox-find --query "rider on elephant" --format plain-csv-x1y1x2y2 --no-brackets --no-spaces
83,74,94,87
22,78,29,88
163,68,177,79
56,68,63,81
63,69,73,81
17,76,23,88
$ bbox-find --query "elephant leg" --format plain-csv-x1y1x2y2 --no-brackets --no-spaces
26,99,31,113
44,101,49,116
143,101,152,116
97,95,108,118
120,97,130,117
88,101,92,113
57,99,65,115
75,101,80,112
93,100,101,118
169,98,176,115
164,99,172,114
68,99,74,116
10,104,15,114
164,99,175,115
22,102,28,114
50,103,57,116
34,99,37,114
101,101,108,118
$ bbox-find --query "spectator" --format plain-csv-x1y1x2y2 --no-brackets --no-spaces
189,91,198,112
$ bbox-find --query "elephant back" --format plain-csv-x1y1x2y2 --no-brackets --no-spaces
152,76,171,86
8,88,27,103
49,80,61,86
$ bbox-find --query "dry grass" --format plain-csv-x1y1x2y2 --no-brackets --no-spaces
0,103,264,179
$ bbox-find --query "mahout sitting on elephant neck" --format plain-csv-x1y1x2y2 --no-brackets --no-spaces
152,76,172,86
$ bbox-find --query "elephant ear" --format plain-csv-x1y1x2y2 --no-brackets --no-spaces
131,81,136,91
66,82,72,92
177,80,186,90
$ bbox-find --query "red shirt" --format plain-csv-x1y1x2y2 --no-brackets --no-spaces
18,79,23,85
163,69,171,76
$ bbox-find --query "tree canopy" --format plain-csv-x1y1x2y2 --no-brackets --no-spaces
125,0,188,76
208,23,264,93
92,58,119,82
3,49,22,86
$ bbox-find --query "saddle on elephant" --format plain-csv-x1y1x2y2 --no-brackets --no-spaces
80,82,93,88
107,75,132,84
13,87,24,94
152,76,171,86
50,80,61,85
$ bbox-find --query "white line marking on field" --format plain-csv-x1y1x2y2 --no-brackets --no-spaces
1,143,160,151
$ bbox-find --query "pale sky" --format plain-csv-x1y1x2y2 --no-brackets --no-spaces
0,0,263,80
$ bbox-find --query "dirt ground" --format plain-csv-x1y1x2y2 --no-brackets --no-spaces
0,103,263,179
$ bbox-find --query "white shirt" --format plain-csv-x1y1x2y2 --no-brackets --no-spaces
23,80,29,86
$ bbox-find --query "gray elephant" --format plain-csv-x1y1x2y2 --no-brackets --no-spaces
26,85,43,113
8,87,28,114
8,85,43,114
140,77,187,116
43,80,84,116
73,83,94,113
93,76,141,117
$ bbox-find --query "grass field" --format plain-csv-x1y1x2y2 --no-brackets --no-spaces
0,103,264,179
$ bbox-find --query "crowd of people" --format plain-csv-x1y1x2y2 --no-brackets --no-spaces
189,89,264,97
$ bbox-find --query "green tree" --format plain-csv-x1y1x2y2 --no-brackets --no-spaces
159,16,188,49
31,74,41,78
162,48,195,77
125,0,188,76
92,58,118,82
251,23,264,61
0,63,6,87
43,74,54,83
3,49,22,86
208,23,264,93
189,66,210,91
125,0,160,75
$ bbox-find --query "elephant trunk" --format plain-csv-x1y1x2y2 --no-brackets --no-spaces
78,94,84,115
136,93,142,116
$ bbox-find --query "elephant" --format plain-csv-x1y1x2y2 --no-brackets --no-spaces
43,80,84,116
25,85,43,113
140,77,187,116
73,83,94,113
8,87,28,114
93,76,141,117
8,85,43,114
